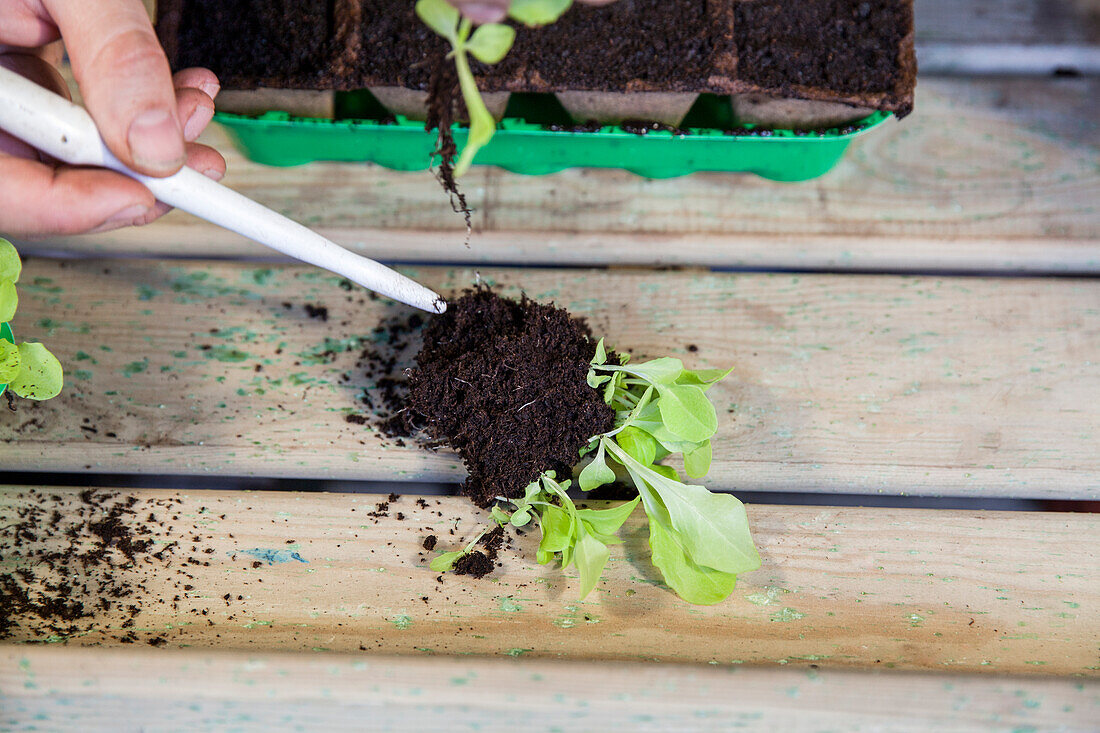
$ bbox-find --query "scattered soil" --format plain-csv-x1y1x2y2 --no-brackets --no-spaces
398,288,615,507
0,489,198,643
347,309,427,440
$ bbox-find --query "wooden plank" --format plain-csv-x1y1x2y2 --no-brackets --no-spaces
4,259,1099,500
2,486,1097,676
3,647,1097,732
16,78,1099,273
915,0,1100,74
915,0,1099,47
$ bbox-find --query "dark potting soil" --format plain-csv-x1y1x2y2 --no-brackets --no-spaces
159,0,914,113
452,526,504,579
734,0,915,114
390,288,614,507
162,0,334,88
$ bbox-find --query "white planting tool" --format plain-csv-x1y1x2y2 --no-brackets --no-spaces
0,66,445,314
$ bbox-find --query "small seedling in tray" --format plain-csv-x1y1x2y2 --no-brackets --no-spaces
416,0,573,175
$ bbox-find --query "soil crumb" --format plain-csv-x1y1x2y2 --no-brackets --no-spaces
452,526,504,579
452,551,493,578
402,288,614,506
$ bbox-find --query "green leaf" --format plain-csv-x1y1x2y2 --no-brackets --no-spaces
676,366,734,390
452,50,497,177
0,239,20,283
683,439,712,478
649,514,738,605
522,480,542,503
510,507,532,527
0,281,16,323
9,342,62,400
592,337,607,365
649,463,680,481
0,338,20,383
415,0,460,41
605,439,760,578
586,369,610,388
465,23,516,64
656,384,718,442
490,505,511,526
616,426,656,466
538,504,573,554
647,476,759,577
508,0,572,26
578,441,616,491
573,527,609,599
576,496,639,536
624,357,683,385
602,371,621,403
429,550,465,572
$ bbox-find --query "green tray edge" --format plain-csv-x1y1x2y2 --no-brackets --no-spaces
215,110,891,181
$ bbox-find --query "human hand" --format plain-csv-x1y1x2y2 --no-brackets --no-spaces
0,0,226,237
448,0,617,24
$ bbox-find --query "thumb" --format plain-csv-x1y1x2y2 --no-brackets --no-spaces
44,0,184,177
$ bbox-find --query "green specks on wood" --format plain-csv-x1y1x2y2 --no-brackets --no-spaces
771,607,806,623
388,614,413,630
121,359,148,376
204,345,250,363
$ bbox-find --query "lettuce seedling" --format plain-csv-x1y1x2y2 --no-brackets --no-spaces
0,239,63,401
416,0,574,176
429,338,760,605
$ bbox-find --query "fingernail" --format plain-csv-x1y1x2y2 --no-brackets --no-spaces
127,109,185,174
457,2,507,22
199,81,221,99
184,104,215,141
201,167,224,182
95,204,151,232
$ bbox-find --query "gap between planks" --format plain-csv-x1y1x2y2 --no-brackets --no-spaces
1,485,1096,676
2,646,1097,732
3,260,1098,500
14,77,1099,273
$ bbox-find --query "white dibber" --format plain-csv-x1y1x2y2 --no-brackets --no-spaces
0,66,445,314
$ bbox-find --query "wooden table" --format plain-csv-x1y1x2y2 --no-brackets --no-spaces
2,2,1098,729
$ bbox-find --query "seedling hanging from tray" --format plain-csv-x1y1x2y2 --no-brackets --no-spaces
416,0,573,175
0,239,63,401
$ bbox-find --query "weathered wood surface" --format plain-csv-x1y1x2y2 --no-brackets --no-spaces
19,78,1100,274
916,0,1100,74
4,259,1099,500
3,647,1096,733
1,486,1096,676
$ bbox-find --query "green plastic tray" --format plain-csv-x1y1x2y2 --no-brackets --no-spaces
0,322,12,397
215,92,889,181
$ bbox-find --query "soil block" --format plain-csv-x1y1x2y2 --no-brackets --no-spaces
398,288,614,507
156,0,916,116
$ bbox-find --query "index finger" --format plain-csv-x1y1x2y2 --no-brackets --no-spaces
43,0,185,177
